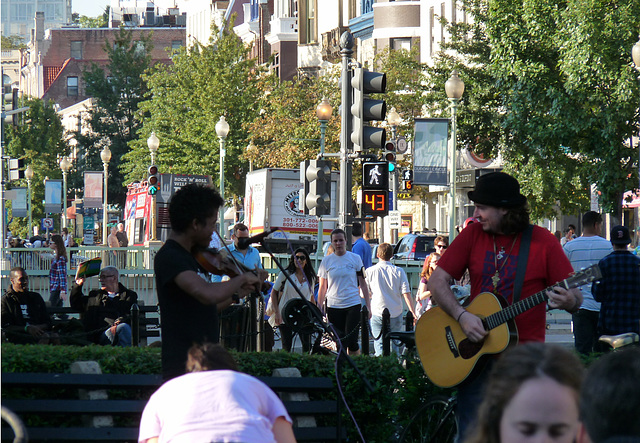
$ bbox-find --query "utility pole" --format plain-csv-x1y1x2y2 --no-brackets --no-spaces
339,32,354,246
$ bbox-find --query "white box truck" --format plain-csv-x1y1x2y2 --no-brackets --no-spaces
244,168,338,253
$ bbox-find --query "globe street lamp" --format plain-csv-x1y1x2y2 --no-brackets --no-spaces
147,132,159,165
445,70,465,242
215,116,230,238
25,164,34,237
147,132,160,241
60,157,71,230
246,141,257,172
100,145,112,245
387,107,401,139
315,97,333,261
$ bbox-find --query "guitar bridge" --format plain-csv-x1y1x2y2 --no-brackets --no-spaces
445,326,460,358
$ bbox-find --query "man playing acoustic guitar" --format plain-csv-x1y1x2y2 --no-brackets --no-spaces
426,172,583,440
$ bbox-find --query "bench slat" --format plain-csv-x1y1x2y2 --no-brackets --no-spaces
2,372,163,388
2,427,138,441
3,399,148,414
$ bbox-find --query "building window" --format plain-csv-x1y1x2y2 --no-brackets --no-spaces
171,40,183,50
70,41,83,59
299,0,317,44
391,38,411,52
362,0,374,15
67,77,78,96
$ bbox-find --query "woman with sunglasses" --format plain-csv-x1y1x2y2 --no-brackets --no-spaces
269,248,317,352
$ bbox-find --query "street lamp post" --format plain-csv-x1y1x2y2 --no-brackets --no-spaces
25,165,34,237
215,116,230,238
445,71,465,242
60,157,71,230
633,36,640,189
147,132,160,241
387,107,401,244
100,146,112,245
246,141,257,172
315,97,333,262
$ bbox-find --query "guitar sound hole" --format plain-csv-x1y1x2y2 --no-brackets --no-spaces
458,338,484,359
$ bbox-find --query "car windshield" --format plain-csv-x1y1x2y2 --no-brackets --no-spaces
415,237,436,255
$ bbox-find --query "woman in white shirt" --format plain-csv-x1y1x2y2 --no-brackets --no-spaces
270,248,317,353
317,229,371,355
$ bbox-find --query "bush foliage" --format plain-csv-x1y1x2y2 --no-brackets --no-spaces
1,344,446,442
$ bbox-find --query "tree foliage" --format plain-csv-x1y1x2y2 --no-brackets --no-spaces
1,35,25,50
487,0,640,217
123,19,270,200
424,0,639,219
4,98,67,237
74,27,153,207
244,68,341,171
72,7,109,28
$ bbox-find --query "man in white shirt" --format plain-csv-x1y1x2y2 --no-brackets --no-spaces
563,211,612,354
367,243,415,356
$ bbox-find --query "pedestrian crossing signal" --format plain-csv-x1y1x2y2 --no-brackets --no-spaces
362,162,389,191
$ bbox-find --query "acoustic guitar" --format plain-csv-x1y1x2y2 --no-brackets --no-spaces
414,264,601,388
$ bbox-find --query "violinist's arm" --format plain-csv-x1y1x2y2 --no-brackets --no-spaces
174,269,267,310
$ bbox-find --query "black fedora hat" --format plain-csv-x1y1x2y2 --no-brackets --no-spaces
467,172,527,208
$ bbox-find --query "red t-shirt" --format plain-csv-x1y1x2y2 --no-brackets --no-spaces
437,223,573,343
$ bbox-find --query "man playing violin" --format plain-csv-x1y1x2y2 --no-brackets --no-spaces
155,184,268,381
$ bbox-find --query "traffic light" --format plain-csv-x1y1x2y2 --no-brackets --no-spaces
8,158,25,180
148,165,159,195
351,67,387,152
301,159,332,216
362,161,389,217
383,140,396,172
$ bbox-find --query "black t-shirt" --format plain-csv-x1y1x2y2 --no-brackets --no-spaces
155,239,218,380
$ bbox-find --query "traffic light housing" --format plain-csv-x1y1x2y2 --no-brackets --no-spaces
8,158,25,180
301,159,332,216
384,140,396,172
351,67,387,152
148,165,159,195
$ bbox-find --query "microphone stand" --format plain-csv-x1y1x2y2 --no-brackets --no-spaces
259,239,375,397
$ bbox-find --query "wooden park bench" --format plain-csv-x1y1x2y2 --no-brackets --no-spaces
1,371,344,442
47,303,160,347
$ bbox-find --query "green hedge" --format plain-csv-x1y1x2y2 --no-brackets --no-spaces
1,344,446,442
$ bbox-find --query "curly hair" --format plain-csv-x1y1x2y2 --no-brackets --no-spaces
499,203,531,235
168,184,224,233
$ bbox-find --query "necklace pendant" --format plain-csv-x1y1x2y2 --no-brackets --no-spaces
492,271,500,291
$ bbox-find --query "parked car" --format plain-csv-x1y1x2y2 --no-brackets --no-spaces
393,233,447,261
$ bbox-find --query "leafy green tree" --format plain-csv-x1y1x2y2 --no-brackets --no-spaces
72,6,109,28
123,19,270,200
487,0,640,218
1,35,25,49
74,27,153,207
244,69,341,170
4,98,68,237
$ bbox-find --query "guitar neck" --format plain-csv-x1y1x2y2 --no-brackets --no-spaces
483,281,568,331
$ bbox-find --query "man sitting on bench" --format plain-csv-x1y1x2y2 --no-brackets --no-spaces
70,266,138,346
2,267,59,344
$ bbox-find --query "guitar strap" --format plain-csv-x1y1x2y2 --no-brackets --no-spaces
512,224,533,304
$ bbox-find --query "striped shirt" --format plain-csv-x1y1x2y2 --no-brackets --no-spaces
592,250,640,335
563,235,612,311
49,255,68,292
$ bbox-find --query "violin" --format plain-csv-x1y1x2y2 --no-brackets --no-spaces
194,247,270,294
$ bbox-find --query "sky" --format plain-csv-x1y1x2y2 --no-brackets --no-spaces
73,0,110,18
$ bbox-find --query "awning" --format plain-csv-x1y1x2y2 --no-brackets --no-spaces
66,205,76,220
623,191,640,208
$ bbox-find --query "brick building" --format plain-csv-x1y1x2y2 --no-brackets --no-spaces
21,12,186,109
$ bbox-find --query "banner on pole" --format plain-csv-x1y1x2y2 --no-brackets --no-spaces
84,172,103,208
11,187,27,217
44,180,62,214
413,118,449,186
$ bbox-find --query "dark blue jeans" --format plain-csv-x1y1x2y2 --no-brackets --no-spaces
456,358,495,442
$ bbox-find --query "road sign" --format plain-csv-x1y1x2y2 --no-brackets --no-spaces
42,218,54,230
389,210,401,229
